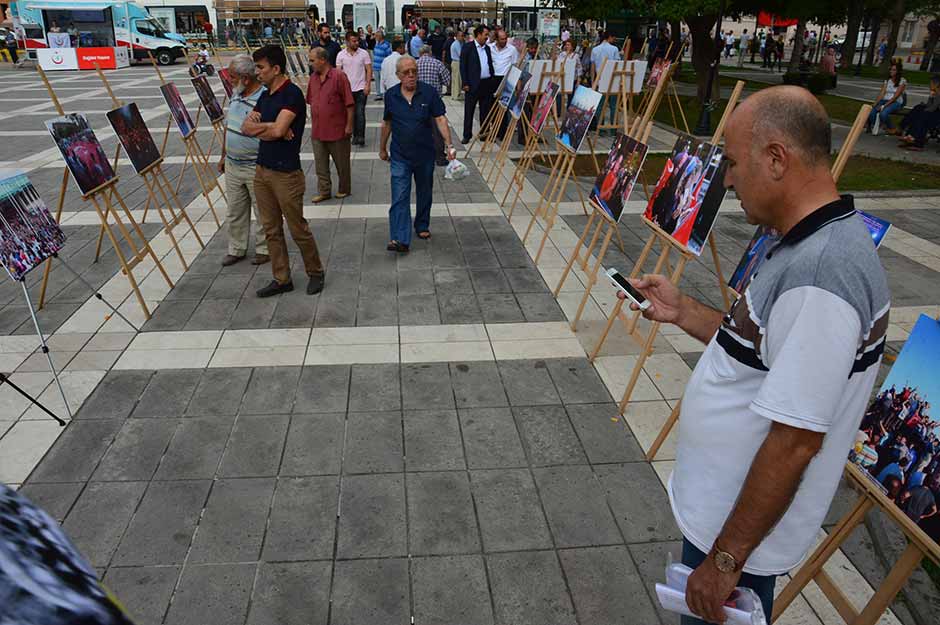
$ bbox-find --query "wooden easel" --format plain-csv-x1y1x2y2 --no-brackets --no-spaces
591,58,636,147
483,108,522,185
772,462,939,625
643,104,873,462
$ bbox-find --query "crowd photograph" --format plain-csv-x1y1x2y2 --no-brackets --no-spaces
0,173,65,281
106,103,161,175
44,113,116,197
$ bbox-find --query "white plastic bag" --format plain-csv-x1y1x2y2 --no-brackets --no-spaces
871,111,881,136
445,159,469,180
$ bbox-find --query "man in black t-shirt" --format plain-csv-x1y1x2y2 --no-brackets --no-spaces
242,45,325,297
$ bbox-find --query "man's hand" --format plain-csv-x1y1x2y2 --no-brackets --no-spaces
345,124,353,138
284,128,294,141
446,147,457,161
217,159,225,174
246,111,261,123
685,556,742,624
615,274,683,324
364,85,371,97
379,147,389,161
463,85,470,92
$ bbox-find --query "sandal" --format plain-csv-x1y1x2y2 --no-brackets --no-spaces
386,240,410,253
417,231,431,240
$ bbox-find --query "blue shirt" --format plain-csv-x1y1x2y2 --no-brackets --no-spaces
590,41,620,72
225,85,264,164
450,39,462,64
253,79,306,172
383,82,446,162
373,39,391,71
410,34,424,58
877,462,904,486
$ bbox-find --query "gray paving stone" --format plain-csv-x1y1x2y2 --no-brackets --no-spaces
533,465,622,548
344,410,403,473
597,463,683,543
184,298,238,330
132,370,202,417
408,471,481,555
459,407,526,469
478,292,528,322
29,419,123,483
357,292,399,326
154,417,233,479
566,403,645,464
486,550,577,625
240,366,301,414
314,292,357,326
515,292,566,321
628,541,683,625
102,565,179,625
401,362,456,410
412,555,495,625
77,370,153,419
559,545,662,625
398,295,443,324
330,558,410,625
113,480,212,566
186,368,251,416
270,291,318,327
348,363,401,412
470,468,552,552
336,473,406,558
165,273,213,300
140,299,198,331
263,476,339,561
398,269,437,295
503,267,548,292
189,477,275,563
164,563,256,625
280,413,344,475
16,482,83,523
62,481,147,567
497,359,561,406
512,405,587,466
294,365,350,413
206,273,252,299
404,409,465,471
439,291,484,323
229,296,278,329
92,419,178,481
246,561,332,625
219,414,289,477
469,268,512,293
447,361,508,408
544,358,613,404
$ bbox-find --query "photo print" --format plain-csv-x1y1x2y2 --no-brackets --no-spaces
851,314,940,543
45,113,116,197
160,82,195,138
0,173,66,281
647,57,671,90
557,85,603,153
590,133,648,222
530,81,560,134
218,68,234,99
191,74,224,123
498,66,522,109
106,102,161,174
644,133,728,254
507,68,533,119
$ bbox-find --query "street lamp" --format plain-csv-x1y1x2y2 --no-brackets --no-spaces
694,0,726,135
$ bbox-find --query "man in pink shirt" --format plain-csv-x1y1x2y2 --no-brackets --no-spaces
307,46,354,203
336,31,372,146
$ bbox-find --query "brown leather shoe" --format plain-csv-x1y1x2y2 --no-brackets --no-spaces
311,193,331,203
335,191,350,199
252,254,270,265
221,254,245,266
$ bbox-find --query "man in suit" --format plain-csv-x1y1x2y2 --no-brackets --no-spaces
459,25,497,144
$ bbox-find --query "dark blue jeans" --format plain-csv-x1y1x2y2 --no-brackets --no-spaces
389,157,434,246
680,538,776,625
867,98,903,131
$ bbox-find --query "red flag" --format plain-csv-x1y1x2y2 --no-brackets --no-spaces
757,12,798,27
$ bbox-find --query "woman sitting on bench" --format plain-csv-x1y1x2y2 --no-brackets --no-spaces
898,74,940,151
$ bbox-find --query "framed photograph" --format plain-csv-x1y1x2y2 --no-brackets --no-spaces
507,68,533,119
647,58,671,90
590,133,648,223
0,173,66,281
498,66,522,109
859,210,892,248
106,103,161,175
851,314,940,544
218,68,234,99
644,133,727,254
530,81,560,134
191,75,224,123
556,85,602,153
160,82,195,138
45,113,116,197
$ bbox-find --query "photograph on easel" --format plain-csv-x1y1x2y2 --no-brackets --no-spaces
0,173,66,281
44,113,116,198
191,74,224,123
507,69,533,119
498,66,522,108
530,81,560,134
590,133,648,223
218,68,234,99
160,82,195,138
852,313,940,542
106,103,161,174
645,134,727,254
557,85,602,153
646,58,671,90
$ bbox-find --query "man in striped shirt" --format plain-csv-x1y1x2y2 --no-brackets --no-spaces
417,45,452,166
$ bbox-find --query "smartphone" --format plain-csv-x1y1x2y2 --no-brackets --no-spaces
605,268,651,311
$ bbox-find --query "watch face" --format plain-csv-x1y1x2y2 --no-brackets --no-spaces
714,550,736,573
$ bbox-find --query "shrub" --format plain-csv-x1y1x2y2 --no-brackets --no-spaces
806,72,832,94
782,71,804,86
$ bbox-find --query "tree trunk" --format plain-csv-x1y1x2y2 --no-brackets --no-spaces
670,19,682,60
788,19,806,73
865,16,882,65
879,0,907,73
919,20,938,71
686,14,720,102
841,0,863,69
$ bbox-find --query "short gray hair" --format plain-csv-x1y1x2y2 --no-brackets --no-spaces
396,55,417,74
229,54,256,79
310,47,328,62
419,45,431,56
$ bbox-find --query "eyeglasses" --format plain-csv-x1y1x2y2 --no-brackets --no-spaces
399,69,417,76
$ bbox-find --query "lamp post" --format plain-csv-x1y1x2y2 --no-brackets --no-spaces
855,15,869,76
693,0,726,135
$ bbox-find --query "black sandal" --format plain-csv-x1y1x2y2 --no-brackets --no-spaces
387,240,410,253
417,231,431,240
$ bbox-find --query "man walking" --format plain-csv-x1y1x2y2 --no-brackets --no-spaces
449,30,465,100
379,56,456,252
336,31,371,146
372,29,391,100
242,45,326,297
311,22,341,66
307,46,353,203
590,31,621,132
409,28,425,58
621,86,889,624
417,45,452,166
738,28,751,67
382,39,405,94
218,54,269,267
4,29,18,65
459,25,496,144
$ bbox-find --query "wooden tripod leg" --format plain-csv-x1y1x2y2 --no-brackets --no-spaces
37,167,70,310
572,222,615,331
535,156,575,263
90,193,151,320
110,188,174,289
155,166,205,248
589,297,624,361
143,172,189,271
554,211,597,296
580,213,605,272
191,135,227,202
646,398,681,461
627,242,670,336
464,99,498,157
523,154,564,243
707,232,731,309
185,138,222,227
853,542,923,625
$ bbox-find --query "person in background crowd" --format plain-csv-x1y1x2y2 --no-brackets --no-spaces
312,22,341,66
382,38,405,94
417,45,452,166
724,29,735,58
449,30,465,100
866,61,907,135
379,56,456,252
554,37,582,118
372,29,391,100
561,26,570,42
898,74,940,151
242,45,326,297
590,31,621,134
364,24,375,50
489,28,518,140
460,24,496,144
336,31,372,146
737,29,750,67
410,28,425,58
263,22,273,38
524,37,539,61
307,46,353,203
429,25,446,60
48,20,61,33
4,29,18,64
67,22,79,47
218,54,269,267
819,46,837,88
202,19,214,46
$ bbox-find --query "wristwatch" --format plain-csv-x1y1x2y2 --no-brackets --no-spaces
713,547,740,574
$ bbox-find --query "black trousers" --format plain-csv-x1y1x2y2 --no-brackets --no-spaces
6,45,17,64
352,90,366,142
462,77,498,142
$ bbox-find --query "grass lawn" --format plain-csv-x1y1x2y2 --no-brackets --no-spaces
838,64,936,86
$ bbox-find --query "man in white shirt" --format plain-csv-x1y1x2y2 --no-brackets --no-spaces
724,30,735,58
488,28,518,78
738,28,751,67
381,39,405,93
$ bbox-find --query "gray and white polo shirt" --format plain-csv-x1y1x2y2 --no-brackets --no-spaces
669,196,891,575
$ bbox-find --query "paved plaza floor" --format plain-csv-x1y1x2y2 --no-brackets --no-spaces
1,63,940,625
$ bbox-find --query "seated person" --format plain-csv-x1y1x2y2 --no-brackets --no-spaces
899,74,940,151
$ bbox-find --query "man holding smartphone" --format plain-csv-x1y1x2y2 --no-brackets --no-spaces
621,86,890,624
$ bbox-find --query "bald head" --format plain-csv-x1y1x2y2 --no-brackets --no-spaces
732,86,831,165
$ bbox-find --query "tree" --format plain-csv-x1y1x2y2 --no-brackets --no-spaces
878,0,907,71
841,0,865,69
922,18,939,70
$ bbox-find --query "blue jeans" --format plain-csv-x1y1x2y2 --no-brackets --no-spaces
868,99,903,131
389,157,434,246
680,538,777,625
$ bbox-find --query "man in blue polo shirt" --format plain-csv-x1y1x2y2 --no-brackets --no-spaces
378,55,455,253
242,44,326,297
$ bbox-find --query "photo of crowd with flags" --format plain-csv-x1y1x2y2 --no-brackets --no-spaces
191,75,225,123
106,103,162,175
0,173,66,281
44,114,116,198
